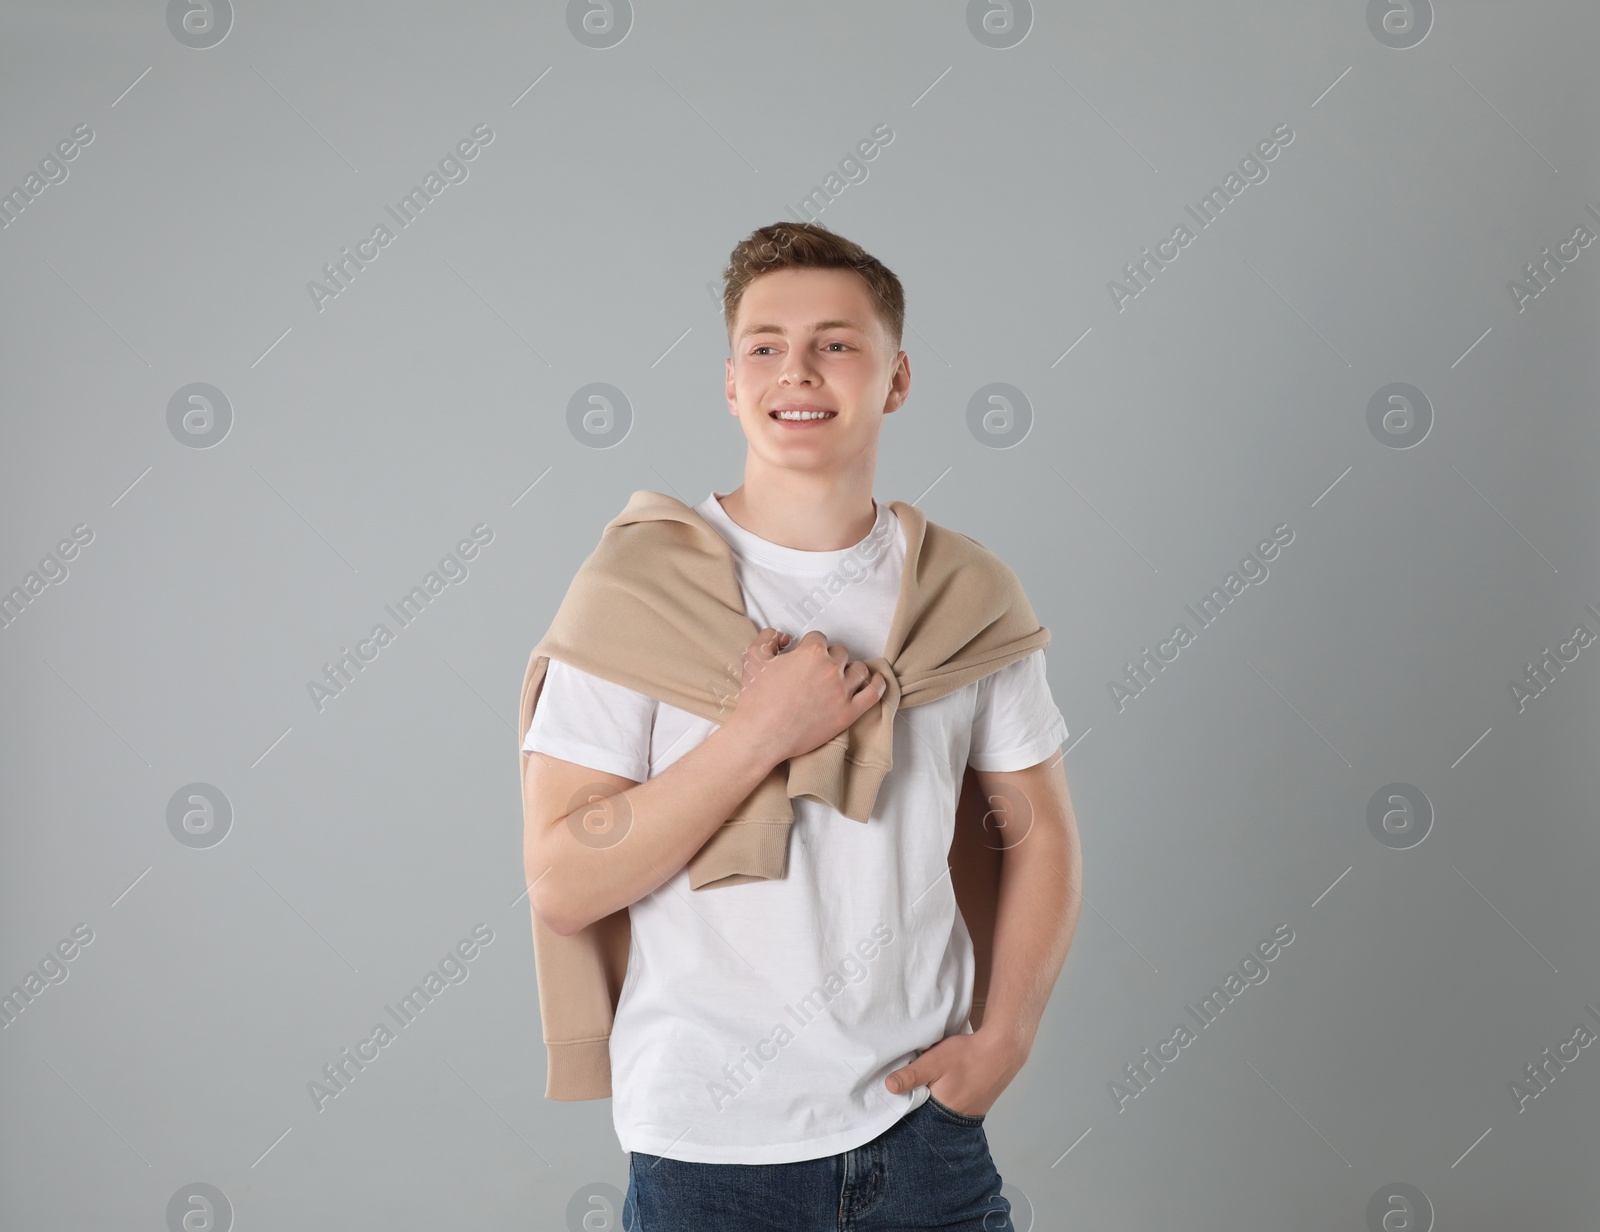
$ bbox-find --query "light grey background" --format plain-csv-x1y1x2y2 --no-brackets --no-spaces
3,2,1598,1229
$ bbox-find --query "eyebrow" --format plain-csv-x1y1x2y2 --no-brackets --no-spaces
737,318,866,341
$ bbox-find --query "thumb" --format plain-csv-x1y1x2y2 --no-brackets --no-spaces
885,1060,923,1095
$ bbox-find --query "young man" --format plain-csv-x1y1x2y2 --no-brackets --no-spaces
520,222,1081,1230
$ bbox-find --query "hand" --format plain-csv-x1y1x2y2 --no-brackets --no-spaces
883,1027,1028,1119
724,628,886,766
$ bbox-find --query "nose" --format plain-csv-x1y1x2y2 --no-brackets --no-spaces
779,352,820,386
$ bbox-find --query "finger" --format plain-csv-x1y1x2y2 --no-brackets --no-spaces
885,1063,919,1094
852,671,887,714
746,629,785,671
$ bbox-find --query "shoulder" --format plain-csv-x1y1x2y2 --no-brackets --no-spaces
544,656,656,706
919,515,1028,593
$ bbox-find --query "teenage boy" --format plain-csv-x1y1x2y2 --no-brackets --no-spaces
520,221,1081,1231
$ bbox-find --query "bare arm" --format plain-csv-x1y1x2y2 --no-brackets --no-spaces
523,721,779,936
524,628,887,936
969,748,1082,1062
882,745,1082,1113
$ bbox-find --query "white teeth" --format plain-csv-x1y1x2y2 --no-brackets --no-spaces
773,410,835,420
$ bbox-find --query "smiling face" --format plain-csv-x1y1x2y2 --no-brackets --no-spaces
724,267,910,480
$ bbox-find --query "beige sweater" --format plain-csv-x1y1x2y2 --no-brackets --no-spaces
518,490,1052,1100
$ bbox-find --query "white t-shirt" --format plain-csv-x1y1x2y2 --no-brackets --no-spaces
522,491,1068,1164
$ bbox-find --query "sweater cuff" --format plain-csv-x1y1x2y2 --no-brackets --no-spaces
685,820,793,889
787,752,892,823
544,1037,612,1101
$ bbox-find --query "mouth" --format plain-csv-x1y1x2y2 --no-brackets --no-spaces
769,406,838,424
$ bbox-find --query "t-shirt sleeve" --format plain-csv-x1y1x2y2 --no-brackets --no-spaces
966,648,1069,772
520,657,655,783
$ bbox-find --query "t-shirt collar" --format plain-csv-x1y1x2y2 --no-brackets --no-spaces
697,491,893,576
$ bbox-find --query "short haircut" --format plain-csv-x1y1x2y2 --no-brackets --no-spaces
721,221,905,353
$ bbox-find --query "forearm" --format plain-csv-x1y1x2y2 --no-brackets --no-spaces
978,803,1081,1059
532,722,780,934
883,780,1081,1112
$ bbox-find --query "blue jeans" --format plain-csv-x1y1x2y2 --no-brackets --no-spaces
622,1094,1014,1230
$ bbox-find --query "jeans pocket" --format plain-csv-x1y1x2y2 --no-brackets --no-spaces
925,1091,986,1127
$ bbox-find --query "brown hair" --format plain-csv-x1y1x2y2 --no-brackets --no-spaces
721,221,905,354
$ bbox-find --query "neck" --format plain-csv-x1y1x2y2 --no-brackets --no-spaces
717,470,877,551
